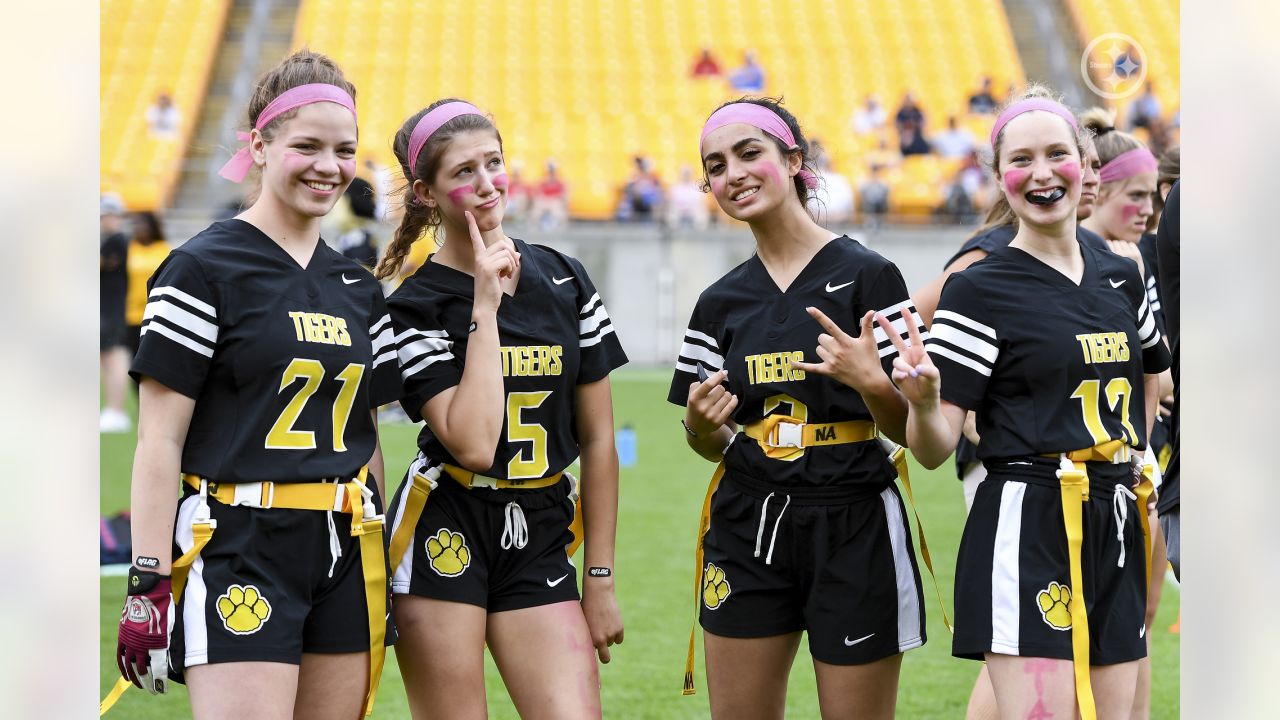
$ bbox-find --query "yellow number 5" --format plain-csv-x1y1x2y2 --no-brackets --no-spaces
265,359,366,451
507,391,552,479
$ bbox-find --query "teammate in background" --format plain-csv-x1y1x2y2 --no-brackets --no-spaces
1154,181,1179,582
886,87,1170,719
101,193,131,433
376,99,626,719
671,97,927,719
123,211,172,360
335,176,380,270
111,50,401,719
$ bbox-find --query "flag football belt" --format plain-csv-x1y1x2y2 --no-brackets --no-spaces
680,429,952,696
1051,440,1154,720
742,415,876,459
101,469,389,717
387,458,582,579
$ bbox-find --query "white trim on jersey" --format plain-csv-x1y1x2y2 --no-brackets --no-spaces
390,454,426,593
1145,275,1161,313
930,322,999,364
150,285,216,320
580,324,616,348
933,309,996,339
1136,296,1160,349
872,300,930,358
927,344,994,377
142,298,218,344
678,341,724,370
685,329,719,348
175,495,210,667
990,481,1027,655
140,322,215,358
927,309,999,377
880,487,925,652
370,316,397,368
578,293,617,348
397,328,455,380
370,314,392,336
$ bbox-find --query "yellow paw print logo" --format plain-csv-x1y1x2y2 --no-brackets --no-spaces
702,563,731,610
1037,581,1073,631
426,528,471,577
217,584,272,635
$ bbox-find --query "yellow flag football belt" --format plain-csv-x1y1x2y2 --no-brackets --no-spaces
1053,441,1154,720
101,468,388,717
743,415,876,459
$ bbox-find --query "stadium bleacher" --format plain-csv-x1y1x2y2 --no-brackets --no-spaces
1066,0,1180,118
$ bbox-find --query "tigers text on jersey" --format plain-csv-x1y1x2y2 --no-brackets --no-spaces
388,240,628,480
130,219,402,483
667,236,925,487
927,244,1172,459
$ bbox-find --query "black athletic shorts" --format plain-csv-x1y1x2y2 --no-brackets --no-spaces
698,471,926,665
388,457,579,613
168,478,393,681
952,459,1147,665
101,320,126,351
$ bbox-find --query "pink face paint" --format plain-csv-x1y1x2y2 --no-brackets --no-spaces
1056,161,1080,185
491,172,509,189
337,158,357,178
446,184,474,204
1121,204,1141,221
758,162,782,186
710,176,726,196
1002,168,1029,193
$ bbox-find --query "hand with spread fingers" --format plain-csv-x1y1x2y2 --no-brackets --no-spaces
792,307,888,393
876,311,940,407
467,210,520,313
685,368,738,437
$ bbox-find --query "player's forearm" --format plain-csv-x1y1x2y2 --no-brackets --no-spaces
1143,373,1161,448
905,398,963,469
443,314,505,469
685,422,736,462
579,439,619,571
130,436,181,574
367,420,386,499
859,375,909,446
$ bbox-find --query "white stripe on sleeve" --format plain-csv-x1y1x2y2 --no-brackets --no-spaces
929,322,999,364
143,299,218,344
149,286,216,320
140,322,214,358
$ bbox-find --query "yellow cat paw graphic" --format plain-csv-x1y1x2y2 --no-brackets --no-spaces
702,563,731,610
217,584,272,635
426,528,471,577
1037,581,1073,631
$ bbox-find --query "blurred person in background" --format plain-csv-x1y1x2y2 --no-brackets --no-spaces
1128,82,1161,131
850,93,888,136
893,92,925,139
363,157,395,221
617,155,664,223
123,211,171,360
937,151,990,224
690,47,723,78
933,116,977,159
674,96,929,718
532,160,569,230
100,193,131,433
899,124,932,156
145,91,181,140
807,151,855,226
373,98,626,719
728,50,766,93
967,76,999,114
667,165,711,229
503,164,533,226
335,176,380,270
865,135,902,171
859,164,891,226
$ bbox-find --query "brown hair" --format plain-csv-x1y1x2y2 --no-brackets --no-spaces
699,96,820,211
1148,145,1180,232
374,99,503,280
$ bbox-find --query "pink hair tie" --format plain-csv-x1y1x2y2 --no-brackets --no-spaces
407,102,485,178
218,83,357,183
700,102,819,190
1098,147,1157,184
989,98,1079,147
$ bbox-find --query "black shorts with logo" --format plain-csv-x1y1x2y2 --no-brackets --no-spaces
952,459,1147,665
698,471,926,665
168,478,393,680
388,460,579,613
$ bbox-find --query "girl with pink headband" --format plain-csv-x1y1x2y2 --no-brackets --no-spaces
376,99,627,718
884,85,1170,720
109,50,403,719
671,97,930,717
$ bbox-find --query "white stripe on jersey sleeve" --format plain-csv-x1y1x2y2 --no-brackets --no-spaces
149,285,216,320
396,327,455,380
142,298,218,344
579,301,611,337
370,314,392,336
401,351,455,380
372,350,397,369
1145,276,1162,313
678,341,724,370
1136,296,1159,348
926,344,994,377
370,316,396,356
140,322,215,358
579,293,603,316
929,322,999,363
684,328,719,349
872,301,930,358
580,324,616,348
932,310,996,339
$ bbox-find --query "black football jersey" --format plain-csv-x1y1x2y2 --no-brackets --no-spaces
388,239,628,479
944,223,1108,269
667,236,925,487
927,244,1172,459
130,219,403,483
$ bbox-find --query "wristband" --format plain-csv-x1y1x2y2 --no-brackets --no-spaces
587,567,612,577
681,418,699,438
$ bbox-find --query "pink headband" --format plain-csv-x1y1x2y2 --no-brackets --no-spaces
218,83,357,183
1098,147,1157,184
407,102,485,178
700,103,819,189
989,98,1079,147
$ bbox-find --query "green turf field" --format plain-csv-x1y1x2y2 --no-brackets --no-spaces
99,369,1179,718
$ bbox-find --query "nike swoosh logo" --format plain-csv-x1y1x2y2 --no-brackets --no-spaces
844,632,875,646
546,573,569,587
1109,278,1126,288
553,276,574,285
342,274,360,285
1139,625,1146,638
825,280,855,292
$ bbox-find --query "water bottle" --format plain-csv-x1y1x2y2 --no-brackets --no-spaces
616,423,637,468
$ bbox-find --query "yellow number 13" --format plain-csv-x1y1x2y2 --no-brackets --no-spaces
265,359,365,451
1069,378,1138,445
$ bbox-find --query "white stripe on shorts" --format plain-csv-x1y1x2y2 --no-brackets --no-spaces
175,494,210,667
390,454,428,593
990,481,1027,655
880,487,924,652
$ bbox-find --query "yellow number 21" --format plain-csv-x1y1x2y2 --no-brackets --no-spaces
265,359,366,451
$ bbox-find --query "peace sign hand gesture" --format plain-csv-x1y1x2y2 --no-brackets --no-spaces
875,311,940,407
791,307,888,394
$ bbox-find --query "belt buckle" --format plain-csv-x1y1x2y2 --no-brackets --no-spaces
470,475,500,490
770,420,804,449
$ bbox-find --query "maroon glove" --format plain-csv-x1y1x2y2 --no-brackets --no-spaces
116,568,172,694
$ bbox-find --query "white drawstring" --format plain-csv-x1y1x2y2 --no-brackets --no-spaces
501,501,529,550
1112,484,1137,568
764,495,791,565
325,509,342,578
754,492,775,558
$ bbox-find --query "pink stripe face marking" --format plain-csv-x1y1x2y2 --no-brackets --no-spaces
1057,161,1080,185
1002,168,1029,193
1121,204,1141,221
446,184,474,204
491,172,509,189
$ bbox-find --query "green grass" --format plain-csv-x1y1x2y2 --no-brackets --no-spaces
100,369,1179,718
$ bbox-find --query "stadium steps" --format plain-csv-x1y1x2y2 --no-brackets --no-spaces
1001,0,1090,105
171,0,301,214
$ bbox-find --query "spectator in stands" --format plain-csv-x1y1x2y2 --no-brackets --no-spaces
932,116,976,159
144,91,181,140
865,135,902,173
690,47,722,78
617,155,664,222
100,193,131,433
899,125,932,156
123,211,171,361
937,150,990,224
1129,82,1161,130
335,176,380,270
531,160,569,229
728,51,765,93
667,165,710,229
807,153,855,225
894,92,925,137
850,94,887,135
503,165,533,225
859,164,890,225
967,76,999,114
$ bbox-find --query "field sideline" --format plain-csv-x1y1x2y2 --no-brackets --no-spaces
99,369,1179,718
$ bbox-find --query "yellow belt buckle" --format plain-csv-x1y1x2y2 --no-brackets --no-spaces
762,414,803,449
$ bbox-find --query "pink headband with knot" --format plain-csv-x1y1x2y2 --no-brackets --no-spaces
700,103,819,190
219,83,358,183
1098,147,1157,184
408,102,484,178
989,98,1079,147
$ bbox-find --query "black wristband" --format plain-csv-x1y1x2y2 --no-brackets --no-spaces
681,418,698,438
587,567,612,578
128,567,168,595
135,555,159,569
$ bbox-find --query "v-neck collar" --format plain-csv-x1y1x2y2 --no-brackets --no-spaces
422,237,534,298
1003,244,1094,289
748,236,843,295
229,218,327,272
